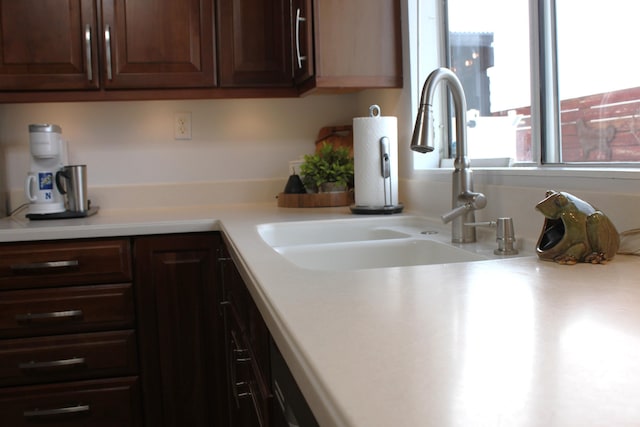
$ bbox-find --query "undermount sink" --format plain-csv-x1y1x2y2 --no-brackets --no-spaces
257,216,418,247
276,238,485,271
257,216,494,271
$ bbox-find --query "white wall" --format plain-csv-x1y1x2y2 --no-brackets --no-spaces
0,95,361,209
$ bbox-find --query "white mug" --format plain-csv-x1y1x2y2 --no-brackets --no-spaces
25,171,65,214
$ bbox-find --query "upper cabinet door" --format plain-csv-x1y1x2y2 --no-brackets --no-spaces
0,0,99,90
217,0,292,87
101,0,216,89
301,0,403,93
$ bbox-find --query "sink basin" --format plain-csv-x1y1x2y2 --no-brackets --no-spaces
276,239,486,271
257,216,431,247
257,216,498,271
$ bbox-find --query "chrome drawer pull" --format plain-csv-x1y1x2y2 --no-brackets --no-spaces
10,260,79,271
15,309,83,323
19,357,86,371
233,348,251,363
24,404,90,418
85,24,93,81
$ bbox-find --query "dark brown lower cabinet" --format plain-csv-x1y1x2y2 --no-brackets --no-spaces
134,233,224,427
218,239,273,427
0,232,282,426
0,238,141,426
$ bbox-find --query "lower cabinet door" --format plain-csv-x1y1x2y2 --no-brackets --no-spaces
134,233,223,427
0,376,142,427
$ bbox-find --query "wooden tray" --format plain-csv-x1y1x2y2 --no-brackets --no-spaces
277,192,354,208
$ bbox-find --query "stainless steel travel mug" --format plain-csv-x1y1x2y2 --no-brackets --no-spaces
56,165,88,212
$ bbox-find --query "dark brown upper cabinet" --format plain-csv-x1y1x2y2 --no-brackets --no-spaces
217,0,292,87
0,0,100,90
101,0,216,89
0,0,216,92
0,0,401,101
295,0,403,94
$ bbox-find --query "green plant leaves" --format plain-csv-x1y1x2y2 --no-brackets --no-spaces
300,142,354,192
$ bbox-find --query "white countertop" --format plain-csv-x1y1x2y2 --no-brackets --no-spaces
2,205,640,426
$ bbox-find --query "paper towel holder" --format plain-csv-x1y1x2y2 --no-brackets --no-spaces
351,105,404,215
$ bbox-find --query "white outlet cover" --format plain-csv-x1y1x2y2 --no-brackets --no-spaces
174,112,192,140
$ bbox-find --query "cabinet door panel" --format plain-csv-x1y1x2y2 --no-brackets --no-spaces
301,0,403,92
135,233,223,427
101,0,215,89
0,0,99,90
218,0,292,87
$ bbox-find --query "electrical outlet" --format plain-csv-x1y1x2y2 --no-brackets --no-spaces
174,112,192,140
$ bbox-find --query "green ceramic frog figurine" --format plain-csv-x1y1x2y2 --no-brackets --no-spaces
535,190,620,264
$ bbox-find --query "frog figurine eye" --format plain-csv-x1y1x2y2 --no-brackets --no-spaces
554,194,568,208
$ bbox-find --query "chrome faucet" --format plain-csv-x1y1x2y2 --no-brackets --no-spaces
410,67,486,243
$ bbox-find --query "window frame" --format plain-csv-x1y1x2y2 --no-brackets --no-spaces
433,0,640,170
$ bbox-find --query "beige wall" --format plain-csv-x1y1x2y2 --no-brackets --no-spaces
0,95,363,209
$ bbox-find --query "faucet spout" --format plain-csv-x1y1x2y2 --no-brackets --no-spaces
410,67,486,243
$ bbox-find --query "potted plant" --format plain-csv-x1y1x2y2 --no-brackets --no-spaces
300,142,354,193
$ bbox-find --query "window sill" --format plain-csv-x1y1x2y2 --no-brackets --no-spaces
413,164,640,194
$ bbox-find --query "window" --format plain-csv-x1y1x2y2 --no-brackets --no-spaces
445,0,640,166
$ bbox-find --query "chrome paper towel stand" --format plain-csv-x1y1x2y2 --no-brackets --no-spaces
351,105,404,215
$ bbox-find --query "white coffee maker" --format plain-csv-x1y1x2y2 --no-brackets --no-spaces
24,124,68,215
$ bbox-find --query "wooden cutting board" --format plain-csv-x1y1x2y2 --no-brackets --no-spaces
314,125,353,156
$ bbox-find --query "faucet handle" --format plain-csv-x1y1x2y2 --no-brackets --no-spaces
441,192,487,224
464,217,519,256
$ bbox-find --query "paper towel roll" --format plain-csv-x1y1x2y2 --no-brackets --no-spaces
353,112,399,207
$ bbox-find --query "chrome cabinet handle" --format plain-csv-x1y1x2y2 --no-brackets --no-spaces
235,380,251,398
24,404,90,418
19,357,86,371
295,7,307,69
230,331,252,406
104,25,113,80
10,260,79,272
85,24,93,81
235,380,264,427
15,309,83,324
233,348,252,363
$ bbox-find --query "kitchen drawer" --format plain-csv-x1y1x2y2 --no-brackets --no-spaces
0,330,137,387
0,283,135,339
0,376,142,427
227,312,272,426
0,238,131,290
